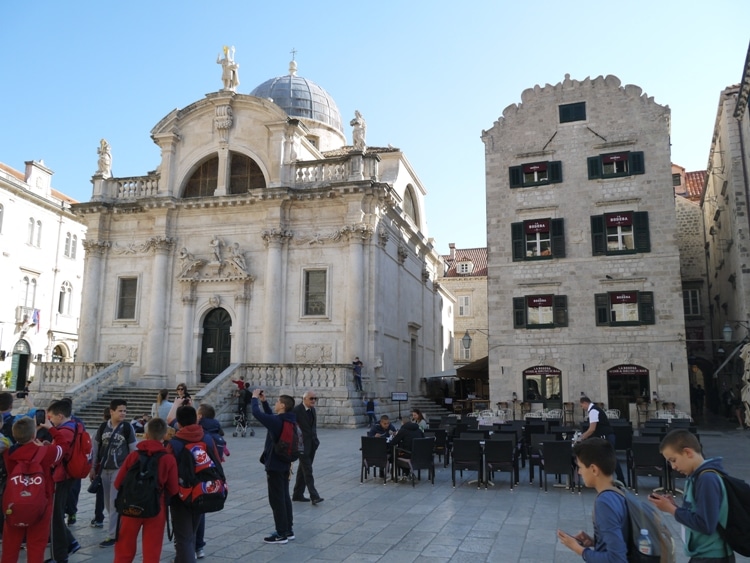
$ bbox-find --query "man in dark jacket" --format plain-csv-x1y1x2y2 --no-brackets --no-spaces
251,389,297,544
292,390,323,505
391,416,424,453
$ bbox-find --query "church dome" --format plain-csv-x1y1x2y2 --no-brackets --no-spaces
250,60,343,133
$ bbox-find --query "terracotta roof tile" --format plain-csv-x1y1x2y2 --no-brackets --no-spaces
0,162,24,182
320,146,400,158
684,170,707,200
442,246,488,277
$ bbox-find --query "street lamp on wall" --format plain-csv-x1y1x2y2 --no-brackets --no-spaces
461,330,472,350
723,322,733,343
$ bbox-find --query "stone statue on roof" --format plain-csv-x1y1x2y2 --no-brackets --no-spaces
350,110,366,152
96,139,112,178
217,46,240,91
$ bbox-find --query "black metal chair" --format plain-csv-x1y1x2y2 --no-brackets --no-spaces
628,437,667,494
528,433,556,485
613,424,634,487
483,438,516,490
395,437,435,487
424,428,449,467
460,430,489,440
360,436,389,485
450,439,483,489
539,440,577,492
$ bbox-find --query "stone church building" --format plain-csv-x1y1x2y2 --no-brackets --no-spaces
72,55,452,415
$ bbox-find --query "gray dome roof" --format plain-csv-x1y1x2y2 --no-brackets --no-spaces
250,62,343,133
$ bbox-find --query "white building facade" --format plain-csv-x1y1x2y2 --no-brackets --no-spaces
0,160,86,390
71,58,452,418
482,75,689,420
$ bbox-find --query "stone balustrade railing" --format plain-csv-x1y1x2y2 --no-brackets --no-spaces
114,176,160,199
29,361,130,411
294,159,350,184
35,362,112,387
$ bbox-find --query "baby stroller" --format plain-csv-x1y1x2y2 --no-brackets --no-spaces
233,409,254,437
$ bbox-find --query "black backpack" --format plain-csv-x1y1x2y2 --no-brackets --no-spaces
699,468,750,557
115,452,165,518
273,419,303,463
170,435,227,513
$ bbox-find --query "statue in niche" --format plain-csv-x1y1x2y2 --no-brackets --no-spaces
210,235,223,263
217,46,240,91
178,248,206,278
350,110,366,151
96,139,112,178
229,242,248,273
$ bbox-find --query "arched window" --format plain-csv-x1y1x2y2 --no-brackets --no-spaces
183,156,219,198
64,232,72,257
403,185,419,225
36,220,42,247
27,218,35,245
20,276,37,308
228,152,266,194
58,281,73,315
71,235,77,259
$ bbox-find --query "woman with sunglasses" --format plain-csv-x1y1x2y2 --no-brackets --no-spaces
166,385,192,427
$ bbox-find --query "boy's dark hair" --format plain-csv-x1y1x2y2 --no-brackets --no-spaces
48,399,72,417
579,396,592,404
660,429,702,455
279,395,294,413
109,398,127,411
0,392,13,411
573,437,616,475
197,404,216,419
379,415,390,422
176,405,198,427
102,406,111,420
145,417,168,441
12,416,36,444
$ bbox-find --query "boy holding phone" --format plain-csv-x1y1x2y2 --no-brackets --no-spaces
557,438,628,562
649,429,733,561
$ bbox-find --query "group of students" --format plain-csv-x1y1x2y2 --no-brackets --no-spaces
558,430,737,562
0,388,228,563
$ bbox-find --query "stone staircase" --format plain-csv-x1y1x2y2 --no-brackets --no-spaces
406,396,454,421
72,387,165,429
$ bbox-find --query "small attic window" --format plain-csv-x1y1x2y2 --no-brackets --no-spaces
403,185,419,224
457,261,474,275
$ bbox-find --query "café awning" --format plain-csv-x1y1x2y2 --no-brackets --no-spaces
457,356,488,378
425,368,457,379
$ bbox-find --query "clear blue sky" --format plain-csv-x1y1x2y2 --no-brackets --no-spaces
1,1,748,253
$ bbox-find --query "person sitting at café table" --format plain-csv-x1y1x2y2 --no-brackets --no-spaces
390,416,424,479
411,409,428,432
368,415,396,438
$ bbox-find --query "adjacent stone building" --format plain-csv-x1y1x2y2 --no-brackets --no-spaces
70,56,452,421
0,160,86,389
482,74,689,420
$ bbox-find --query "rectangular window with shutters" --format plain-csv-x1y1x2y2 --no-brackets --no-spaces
513,295,568,329
116,277,138,320
512,218,565,261
509,161,563,188
683,289,701,317
458,295,471,317
590,211,650,255
595,291,655,326
559,102,586,123
588,151,645,179
303,269,328,316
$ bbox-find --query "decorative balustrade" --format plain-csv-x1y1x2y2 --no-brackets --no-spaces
294,159,349,185
36,362,112,387
114,176,160,199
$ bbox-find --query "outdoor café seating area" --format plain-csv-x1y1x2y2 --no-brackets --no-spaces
360,409,697,496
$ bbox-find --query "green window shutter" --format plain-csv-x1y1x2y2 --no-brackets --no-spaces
511,222,525,261
509,166,522,188
549,161,563,184
629,151,645,175
587,156,601,180
633,211,650,253
591,215,606,256
639,292,655,325
551,218,565,258
595,293,609,326
513,297,526,328
553,295,568,327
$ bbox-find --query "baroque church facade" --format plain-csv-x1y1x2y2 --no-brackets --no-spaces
73,55,453,406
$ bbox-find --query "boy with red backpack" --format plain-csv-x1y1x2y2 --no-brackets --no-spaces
2,417,63,563
113,417,178,563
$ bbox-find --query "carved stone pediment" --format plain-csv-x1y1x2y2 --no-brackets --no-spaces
177,237,254,283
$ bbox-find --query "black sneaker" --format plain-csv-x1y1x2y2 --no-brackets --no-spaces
311,497,324,505
263,533,288,544
99,538,116,548
285,531,295,540
90,519,104,528
68,540,81,555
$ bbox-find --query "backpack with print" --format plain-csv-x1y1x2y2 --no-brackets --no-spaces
273,419,303,463
115,452,165,518
2,446,48,527
595,487,675,563
65,421,93,479
170,435,227,513
699,468,750,556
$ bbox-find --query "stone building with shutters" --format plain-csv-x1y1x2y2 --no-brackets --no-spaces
482,74,689,421
70,55,452,421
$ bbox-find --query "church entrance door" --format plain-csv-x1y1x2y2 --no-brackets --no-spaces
200,308,231,383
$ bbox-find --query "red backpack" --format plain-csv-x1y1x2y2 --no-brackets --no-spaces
2,447,48,527
65,422,92,479
273,420,303,463
171,436,227,514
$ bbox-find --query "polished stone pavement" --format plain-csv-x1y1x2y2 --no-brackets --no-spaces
23,424,750,562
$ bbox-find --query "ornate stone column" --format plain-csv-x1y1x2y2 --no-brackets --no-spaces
234,291,250,362
261,229,292,363
144,237,175,378
78,240,110,362
345,224,373,360
178,286,197,384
